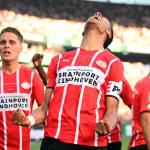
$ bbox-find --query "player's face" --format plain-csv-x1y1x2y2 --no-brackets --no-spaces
0,32,22,62
84,12,111,35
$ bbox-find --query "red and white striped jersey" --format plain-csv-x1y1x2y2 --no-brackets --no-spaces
108,78,133,144
0,65,44,150
46,48,124,147
129,77,150,149
108,121,122,143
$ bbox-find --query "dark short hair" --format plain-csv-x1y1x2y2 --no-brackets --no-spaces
0,27,23,42
104,25,113,49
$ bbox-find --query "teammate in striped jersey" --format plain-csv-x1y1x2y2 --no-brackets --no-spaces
12,12,124,150
0,27,44,150
129,71,150,150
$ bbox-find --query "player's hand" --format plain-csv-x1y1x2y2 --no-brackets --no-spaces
96,120,111,135
32,53,43,67
11,108,30,126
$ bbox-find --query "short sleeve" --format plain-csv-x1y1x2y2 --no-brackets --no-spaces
46,55,59,88
32,70,44,106
106,58,124,100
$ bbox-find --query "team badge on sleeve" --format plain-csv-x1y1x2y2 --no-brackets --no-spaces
106,81,123,100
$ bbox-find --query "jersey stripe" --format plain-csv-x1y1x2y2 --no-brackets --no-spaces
94,90,102,146
105,58,118,78
16,68,23,150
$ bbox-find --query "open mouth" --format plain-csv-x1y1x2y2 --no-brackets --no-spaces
3,51,11,55
94,16,99,20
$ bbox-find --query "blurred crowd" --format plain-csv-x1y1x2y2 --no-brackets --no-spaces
0,0,150,27
0,9,150,54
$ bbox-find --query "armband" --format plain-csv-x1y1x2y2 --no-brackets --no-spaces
106,81,123,100
27,116,35,126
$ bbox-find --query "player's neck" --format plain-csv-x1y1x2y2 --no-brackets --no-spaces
1,61,20,74
80,32,105,51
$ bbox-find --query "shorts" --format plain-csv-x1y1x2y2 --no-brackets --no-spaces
107,142,121,150
40,137,107,150
129,144,148,150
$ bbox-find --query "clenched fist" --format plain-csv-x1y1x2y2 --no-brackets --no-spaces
32,53,43,68
12,108,30,126
96,120,112,135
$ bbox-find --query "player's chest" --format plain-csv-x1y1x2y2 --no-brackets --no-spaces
0,73,31,93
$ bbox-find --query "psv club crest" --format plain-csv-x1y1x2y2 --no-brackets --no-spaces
21,82,30,89
96,60,107,68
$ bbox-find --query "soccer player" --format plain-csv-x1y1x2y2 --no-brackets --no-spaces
129,71,150,150
32,53,133,150
108,78,133,150
0,27,44,150
12,12,124,150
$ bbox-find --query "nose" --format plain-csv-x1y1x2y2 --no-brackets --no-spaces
95,12,102,18
4,41,10,48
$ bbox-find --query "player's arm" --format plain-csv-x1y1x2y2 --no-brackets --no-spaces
36,66,47,86
121,78,133,108
12,88,53,126
32,53,47,86
141,112,150,150
32,70,45,106
96,59,124,135
96,96,119,135
31,88,53,125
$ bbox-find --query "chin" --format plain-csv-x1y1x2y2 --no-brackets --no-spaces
86,22,97,29
3,58,12,61
87,20,96,25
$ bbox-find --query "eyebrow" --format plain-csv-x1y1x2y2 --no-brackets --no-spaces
0,39,17,43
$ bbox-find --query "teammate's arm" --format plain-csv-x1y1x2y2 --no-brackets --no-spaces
12,88,53,126
31,88,53,125
32,53,47,86
121,78,133,108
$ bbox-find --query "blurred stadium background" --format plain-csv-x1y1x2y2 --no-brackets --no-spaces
0,0,150,149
